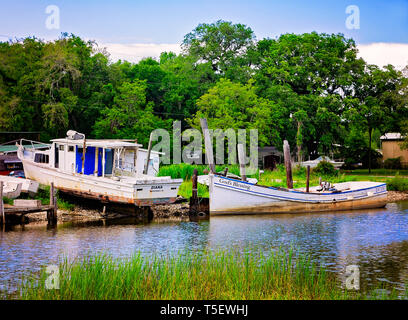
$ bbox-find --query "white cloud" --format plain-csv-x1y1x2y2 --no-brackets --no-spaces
100,43,182,63
357,43,408,70
100,41,408,70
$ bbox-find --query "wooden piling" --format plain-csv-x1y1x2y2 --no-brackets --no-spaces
306,165,310,193
200,118,215,173
143,133,153,175
48,183,57,223
237,144,247,182
192,169,198,200
283,140,293,189
0,181,4,225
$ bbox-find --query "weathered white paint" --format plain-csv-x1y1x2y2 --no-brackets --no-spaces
208,174,387,215
17,138,182,206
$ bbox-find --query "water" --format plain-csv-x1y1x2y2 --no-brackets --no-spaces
1,201,408,294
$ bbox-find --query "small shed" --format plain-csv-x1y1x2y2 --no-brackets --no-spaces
258,146,282,170
380,133,408,167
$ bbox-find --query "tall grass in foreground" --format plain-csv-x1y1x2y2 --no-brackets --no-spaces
15,249,403,300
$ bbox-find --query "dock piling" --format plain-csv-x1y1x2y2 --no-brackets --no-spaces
306,165,310,193
192,169,198,200
283,140,293,189
0,181,4,225
200,118,215,174
237,144,247,182
48,183,57,224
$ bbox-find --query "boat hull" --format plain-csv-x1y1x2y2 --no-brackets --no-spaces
21,160,181,206
209,174,387,215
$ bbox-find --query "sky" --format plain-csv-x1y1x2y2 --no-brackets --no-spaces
1,0,407,68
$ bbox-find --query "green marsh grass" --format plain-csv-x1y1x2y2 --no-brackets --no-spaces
16,248,407,300
17,249,349,300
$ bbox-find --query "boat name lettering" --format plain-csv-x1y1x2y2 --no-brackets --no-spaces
219,179,251,191
151,185,163,190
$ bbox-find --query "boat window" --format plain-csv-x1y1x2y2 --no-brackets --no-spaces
68,146,74,152
59,145,64,151
34,153,49,164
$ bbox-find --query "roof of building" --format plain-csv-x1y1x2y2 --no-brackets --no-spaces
380,133,405,140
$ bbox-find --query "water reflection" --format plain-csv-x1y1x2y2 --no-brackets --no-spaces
1,201,408,293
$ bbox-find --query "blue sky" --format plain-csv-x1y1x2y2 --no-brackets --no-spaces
1,0,407,66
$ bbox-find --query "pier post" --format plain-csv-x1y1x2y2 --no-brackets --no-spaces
237,144,247,182
48,183,57,224
0,181,4,225
192,169,198,200
283,140,293,189
306,165,310,193
200,118,215,174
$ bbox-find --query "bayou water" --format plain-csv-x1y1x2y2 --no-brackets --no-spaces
1,201,408,294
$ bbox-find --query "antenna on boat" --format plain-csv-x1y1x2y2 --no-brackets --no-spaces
143,132,153,175
200,118,215,174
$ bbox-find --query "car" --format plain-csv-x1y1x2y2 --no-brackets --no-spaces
8,170,25,178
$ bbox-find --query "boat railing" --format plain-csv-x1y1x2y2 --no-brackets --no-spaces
19,138,51,150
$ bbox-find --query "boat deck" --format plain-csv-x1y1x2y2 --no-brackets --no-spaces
295,181,385,194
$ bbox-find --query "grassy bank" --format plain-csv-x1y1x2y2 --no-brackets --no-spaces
158,164,408,199
14,248,400,300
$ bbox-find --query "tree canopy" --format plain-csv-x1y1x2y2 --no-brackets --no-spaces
0,24,407,168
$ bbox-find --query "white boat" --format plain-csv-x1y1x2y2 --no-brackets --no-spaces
16,131,182,207
1,181,22,199
299,156,344,169
208,173,387,215
0,175,39,196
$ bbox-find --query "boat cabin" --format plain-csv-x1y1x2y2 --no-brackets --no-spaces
24,136,162,177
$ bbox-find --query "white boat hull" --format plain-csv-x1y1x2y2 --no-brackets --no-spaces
209,174,387,215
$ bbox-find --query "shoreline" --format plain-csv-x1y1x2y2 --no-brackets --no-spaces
20,191,408,224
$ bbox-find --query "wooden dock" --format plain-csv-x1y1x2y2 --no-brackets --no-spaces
1,182,58,225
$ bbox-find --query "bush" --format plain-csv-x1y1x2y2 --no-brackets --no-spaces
384,157,402,170
313,160,338,176
386,175,408,191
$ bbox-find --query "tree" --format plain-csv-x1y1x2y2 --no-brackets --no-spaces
190,78,284,147
182,20,255,78
92,80,170,146
345,64,406,172
254,32,365,157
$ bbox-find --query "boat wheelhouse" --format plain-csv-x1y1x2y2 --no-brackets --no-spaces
17,132,182,207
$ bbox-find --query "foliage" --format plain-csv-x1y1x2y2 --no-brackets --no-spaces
190,78,284,147
0,25,407,167
313,161,338,177
383,157,402,170
386,175,408,191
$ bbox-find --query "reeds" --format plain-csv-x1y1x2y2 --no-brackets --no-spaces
18,248,361,300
